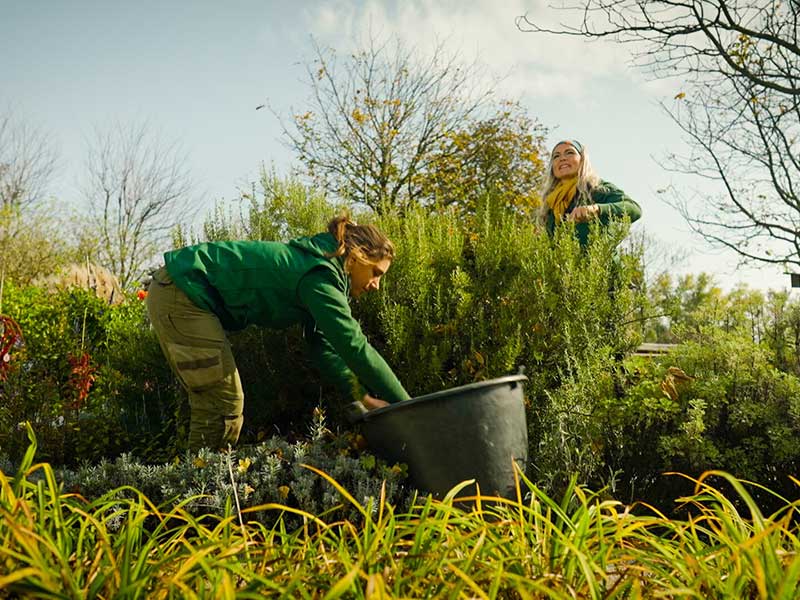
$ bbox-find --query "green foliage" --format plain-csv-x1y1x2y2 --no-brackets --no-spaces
0,282,182,465
599,328,800,510
643,270,800,378
0,204,79,286
762,290,800,376
351,200,644,495
359,201,641,393
175,178,645,493
633,273,800,508
14,171,800,523
644,272,767,343
187,169,343,245
416,100,548,217
3,426,800,598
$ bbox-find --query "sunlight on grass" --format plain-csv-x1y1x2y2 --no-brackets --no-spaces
1,423,799,598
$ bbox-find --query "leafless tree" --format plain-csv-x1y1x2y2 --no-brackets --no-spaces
0,112,65,284
279,36,497,213
0,112,58,211
518,1,800,269
81,122,195,288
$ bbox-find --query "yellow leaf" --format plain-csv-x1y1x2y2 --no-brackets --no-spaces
660,366,694,400
351,108,367,124
660,379,679,401
667,366,693,383
674,92,686,100
278,485,290,499
192,457,207,468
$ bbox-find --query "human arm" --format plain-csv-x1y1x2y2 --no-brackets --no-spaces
592,181,641,224
298,268,410,404
303,323,391,409
567,182,641,224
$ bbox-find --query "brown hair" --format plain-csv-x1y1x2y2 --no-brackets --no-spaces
326,216,396,265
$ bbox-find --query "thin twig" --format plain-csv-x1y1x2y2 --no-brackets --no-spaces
225,447,251,560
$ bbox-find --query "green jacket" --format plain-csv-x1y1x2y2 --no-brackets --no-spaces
163,233,410,404
545,180,641,247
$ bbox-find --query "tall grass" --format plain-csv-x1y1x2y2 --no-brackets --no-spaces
2,425,799,598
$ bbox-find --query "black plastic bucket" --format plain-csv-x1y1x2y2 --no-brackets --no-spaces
353,374,528,499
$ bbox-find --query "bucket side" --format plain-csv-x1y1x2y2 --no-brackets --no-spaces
361,380,528,498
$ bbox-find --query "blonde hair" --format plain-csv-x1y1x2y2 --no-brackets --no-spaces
537,141,602,224
326,216,395,265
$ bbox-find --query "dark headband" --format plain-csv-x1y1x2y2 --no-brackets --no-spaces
552,139,583,155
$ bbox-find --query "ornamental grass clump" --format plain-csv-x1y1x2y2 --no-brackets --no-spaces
3,423,799,598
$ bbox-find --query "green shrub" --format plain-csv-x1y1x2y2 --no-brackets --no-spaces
0,282,182,465
0,204,79,286
6,175,648,501
174,181,646,493
355,200,644,495
180,169,345,245
598,329,800,510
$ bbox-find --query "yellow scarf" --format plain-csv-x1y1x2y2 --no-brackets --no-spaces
545,177,578,221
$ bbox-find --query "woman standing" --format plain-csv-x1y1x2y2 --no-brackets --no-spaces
537,140,641,246
146,216,409,451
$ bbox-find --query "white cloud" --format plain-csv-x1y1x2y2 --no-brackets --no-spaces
303,0,644,99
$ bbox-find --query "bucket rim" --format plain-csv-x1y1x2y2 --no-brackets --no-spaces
356,373,528,422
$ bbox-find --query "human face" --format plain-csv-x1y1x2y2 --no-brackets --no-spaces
348,257,392,298
551,142,582,179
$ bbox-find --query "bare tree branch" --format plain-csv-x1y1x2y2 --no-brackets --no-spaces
519,0,800,269
81,121,196,288
0,112,58,211
277,35,497,212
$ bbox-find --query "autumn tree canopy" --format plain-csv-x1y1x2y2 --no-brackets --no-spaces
281,36,548,215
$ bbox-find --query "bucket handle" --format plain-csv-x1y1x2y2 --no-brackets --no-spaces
511,366,526,389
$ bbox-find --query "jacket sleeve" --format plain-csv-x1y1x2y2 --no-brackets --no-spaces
304,322,366,400
297,267,410,404
594,181,642,224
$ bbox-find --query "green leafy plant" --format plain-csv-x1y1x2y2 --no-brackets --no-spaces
3,425,799,598
0,283,182,465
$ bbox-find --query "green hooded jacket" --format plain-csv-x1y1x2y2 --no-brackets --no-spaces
545,180,641,247
163,233,410,404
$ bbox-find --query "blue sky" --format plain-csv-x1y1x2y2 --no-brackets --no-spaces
2,0,792,291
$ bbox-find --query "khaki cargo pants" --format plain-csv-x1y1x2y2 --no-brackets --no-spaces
146,267,244,452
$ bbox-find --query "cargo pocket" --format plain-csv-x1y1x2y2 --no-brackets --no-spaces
167,343,223,391
222,414,244,447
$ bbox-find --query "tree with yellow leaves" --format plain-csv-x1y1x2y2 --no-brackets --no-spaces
417,100,548,218
281,35,548,215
